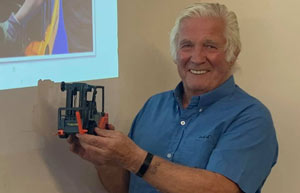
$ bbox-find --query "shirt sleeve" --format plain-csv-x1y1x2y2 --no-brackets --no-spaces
128,97,153,139
206,104,278,193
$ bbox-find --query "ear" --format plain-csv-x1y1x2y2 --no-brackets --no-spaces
229,49,240,66
234,48,240,59
173,58,178,65
173,51,180,65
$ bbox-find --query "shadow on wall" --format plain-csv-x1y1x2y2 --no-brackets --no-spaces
32,80,108,193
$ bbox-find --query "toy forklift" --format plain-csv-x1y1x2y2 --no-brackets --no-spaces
57,82,108,138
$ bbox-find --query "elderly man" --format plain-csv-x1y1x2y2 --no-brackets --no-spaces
69,3,278,193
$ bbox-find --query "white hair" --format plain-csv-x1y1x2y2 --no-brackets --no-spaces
170,3,241,65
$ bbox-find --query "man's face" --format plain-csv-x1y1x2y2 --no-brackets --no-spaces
176,17,233,97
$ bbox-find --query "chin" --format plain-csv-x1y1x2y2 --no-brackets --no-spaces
186,83,208,94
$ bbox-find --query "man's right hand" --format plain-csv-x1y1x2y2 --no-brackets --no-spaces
67,124,130,193
67,124,116,167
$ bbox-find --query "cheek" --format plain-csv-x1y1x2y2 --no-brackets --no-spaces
176,63,184,78
176,52,190,71
209,54,230,72
175,62,187,81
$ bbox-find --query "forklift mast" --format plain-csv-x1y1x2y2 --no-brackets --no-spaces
57,82,108,138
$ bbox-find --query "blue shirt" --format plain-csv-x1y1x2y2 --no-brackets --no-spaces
128,76,278,193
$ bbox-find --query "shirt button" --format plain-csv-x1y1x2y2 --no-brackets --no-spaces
180,121,185,125
167,153,172,158
199,108,203,112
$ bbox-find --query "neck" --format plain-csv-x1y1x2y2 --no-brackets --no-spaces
181,75,233,108
182,94,190,108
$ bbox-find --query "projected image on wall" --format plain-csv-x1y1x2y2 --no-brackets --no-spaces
0,0,93,58
0,0,118,90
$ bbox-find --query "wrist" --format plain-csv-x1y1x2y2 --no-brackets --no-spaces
136,152,154,177
127,148,147,174
10,13,21,26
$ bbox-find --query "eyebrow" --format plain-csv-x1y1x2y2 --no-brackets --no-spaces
179,39,192,44
203,39,218,45
179,39,220,45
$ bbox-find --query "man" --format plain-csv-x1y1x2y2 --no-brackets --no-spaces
69,3,278,193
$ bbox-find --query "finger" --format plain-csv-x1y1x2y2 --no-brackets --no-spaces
79,140,104,154
67,135,78,144
69,139,108,166
77,142,107,164
67,135,72,144
76,133,107,148
94,127,115,137
70,143,79,153
70,141,84,155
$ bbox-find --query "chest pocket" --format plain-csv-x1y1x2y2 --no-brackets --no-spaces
173,134,217,169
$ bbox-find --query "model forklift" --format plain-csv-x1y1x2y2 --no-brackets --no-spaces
57,82,108,138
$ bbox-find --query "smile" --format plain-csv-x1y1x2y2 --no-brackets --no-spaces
190,69,208,75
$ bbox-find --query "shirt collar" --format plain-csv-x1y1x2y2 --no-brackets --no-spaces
173,76,236,109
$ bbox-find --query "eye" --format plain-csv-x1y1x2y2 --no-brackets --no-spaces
179,40,194,49
180,43,193,49
204,44,217,49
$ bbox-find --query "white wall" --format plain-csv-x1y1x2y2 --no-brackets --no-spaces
0,0,299,192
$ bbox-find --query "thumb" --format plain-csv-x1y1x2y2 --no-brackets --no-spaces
106,124,115,130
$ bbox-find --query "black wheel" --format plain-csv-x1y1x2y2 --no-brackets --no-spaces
59,133,69,139
61,82,66,91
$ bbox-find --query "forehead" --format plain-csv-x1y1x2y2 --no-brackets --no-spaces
178,17,226,43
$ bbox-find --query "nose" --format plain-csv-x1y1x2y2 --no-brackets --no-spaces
191,45,206,64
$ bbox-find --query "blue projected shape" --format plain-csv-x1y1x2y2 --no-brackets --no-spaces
52,0,68,55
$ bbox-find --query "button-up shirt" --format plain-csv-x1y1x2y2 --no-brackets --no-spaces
129,76,278,193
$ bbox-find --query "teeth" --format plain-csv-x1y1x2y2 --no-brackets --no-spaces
190,70,208,75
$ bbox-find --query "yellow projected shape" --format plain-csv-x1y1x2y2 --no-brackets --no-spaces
25,0,60,56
